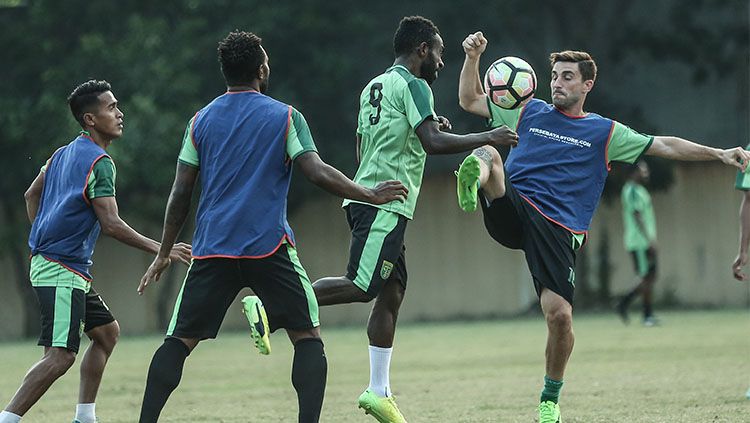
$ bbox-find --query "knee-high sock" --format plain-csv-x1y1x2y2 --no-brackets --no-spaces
291,338,327,423
139,338,190,423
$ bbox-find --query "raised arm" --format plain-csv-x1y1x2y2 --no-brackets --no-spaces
24,171,45,223
458,31,491,118
295,151,408,204
415,118,517,155
733,190,750,280
646,136,750,171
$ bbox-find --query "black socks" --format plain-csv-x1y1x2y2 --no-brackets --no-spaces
139,337,191,423
292,338,328,423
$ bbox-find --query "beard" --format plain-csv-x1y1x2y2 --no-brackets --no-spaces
552,92,579,110
259,76,270,93
420,59,439,85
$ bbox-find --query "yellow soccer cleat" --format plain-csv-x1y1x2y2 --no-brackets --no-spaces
357,389,407,423
241,295,271,355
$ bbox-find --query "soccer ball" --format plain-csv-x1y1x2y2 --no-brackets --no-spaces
484,56,537,110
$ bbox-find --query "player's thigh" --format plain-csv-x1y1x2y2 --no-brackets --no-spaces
83,288,116,334
345,204,407,298
243,244,319,333
34,286,86,353
167,258,243,340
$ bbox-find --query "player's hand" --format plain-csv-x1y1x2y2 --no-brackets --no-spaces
732,252,748,281
437,116,452,131
719,147,750,172
487,125,519,147
462,31,488,59
169,242,192,265
138,256,171,295
367,180,409,204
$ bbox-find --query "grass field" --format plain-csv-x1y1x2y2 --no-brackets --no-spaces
0,309,748,422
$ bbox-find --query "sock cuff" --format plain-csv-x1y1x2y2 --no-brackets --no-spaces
368,345,393,353
544,375,564,386
294,337,324,348
164,336,192,356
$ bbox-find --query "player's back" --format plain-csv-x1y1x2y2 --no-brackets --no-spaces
347,65,435,219
190,91,295,258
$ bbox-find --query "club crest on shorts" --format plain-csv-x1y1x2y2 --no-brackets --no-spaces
380,260,394,280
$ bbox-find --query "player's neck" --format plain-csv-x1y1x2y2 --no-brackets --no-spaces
227,82,260,92
82,129,113,150
393,56,421,78
555,102,586,118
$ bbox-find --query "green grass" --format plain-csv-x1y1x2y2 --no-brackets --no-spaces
1,310,748,422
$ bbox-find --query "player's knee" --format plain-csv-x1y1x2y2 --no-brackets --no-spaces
46,348,77,375
545,307,573,332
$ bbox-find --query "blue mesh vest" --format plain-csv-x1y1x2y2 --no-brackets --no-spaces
506,99,614,233
28,135,109,279
191,91,295,258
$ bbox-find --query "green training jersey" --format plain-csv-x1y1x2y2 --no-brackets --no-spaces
342,65,438,219
735,143,750,190
621,181,657,251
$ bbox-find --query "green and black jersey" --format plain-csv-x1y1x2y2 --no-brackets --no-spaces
342,65,438,219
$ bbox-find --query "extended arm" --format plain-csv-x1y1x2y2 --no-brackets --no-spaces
295,151,407,204
646,136,750,171
458,32,491,118
92,197,161,254
733,190,750,280
24,171,45,223
415,119,517,155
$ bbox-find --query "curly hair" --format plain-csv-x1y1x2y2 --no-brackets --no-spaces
217,31,264,85
393,16,440,57
67,79,111,127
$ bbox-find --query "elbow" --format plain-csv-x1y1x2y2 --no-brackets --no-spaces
24,188,37,203
99,221,118,237
422,141,439,155
458,96,471,112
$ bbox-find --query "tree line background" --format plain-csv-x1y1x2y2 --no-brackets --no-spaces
1,0,748,336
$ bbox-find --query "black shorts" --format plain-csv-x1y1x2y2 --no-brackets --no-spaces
479,178,577,305
167,243,319,340
345,203,408,298
630,248,657,278
35,287,115,353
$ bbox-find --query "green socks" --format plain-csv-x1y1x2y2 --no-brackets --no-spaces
540,375,564,404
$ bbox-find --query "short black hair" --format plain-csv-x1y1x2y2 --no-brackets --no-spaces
393,16,440,57
217,31,264,85
67,80,111,127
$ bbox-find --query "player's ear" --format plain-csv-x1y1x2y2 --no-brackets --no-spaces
82,111,96,127
583,78,595,93
416,41,430,58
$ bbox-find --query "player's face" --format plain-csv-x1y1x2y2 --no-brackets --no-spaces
550,62,590,109
259,47,270,93
420,34,444,85
88,91,124,140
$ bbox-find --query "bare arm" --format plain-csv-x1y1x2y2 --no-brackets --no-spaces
733,190,750,280
458,31,491,118
415,118,517,155
93,196,161,254
24,171,45,223
646,136,750,171
356,134,361,165
138,162,197,294
295,151,407,204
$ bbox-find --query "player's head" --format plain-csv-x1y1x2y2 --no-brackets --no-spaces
549,50,597,110
218,31,269,93
67,80,123,139
393,16,444,85
627,161,650,183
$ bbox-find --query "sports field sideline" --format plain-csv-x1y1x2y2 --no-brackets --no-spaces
1,309,747,422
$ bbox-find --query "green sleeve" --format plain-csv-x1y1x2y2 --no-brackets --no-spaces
486,97,523,131
735,144,750,190
607,122,653,164
287,107,319,160
40,157,51,173
177,116,200,168
404,78,437,129
87,156,116,199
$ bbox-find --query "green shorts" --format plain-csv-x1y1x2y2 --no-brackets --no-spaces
344,203,408,298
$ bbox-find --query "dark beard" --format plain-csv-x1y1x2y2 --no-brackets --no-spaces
259,77,269,93
420,59,437,85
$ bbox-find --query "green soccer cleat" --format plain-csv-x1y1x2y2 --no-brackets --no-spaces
456,154,481,212
241,295,271,355
357,389,407,423
539,400,562,423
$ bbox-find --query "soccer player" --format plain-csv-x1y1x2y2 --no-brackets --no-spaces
616,161,659,326
730,149,750,399
311,17,519,423
0,80,191,423
456,31,750,423
136,31,408,423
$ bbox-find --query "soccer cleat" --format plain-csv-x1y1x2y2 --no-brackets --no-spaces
241,295,271,355
456,155,481,212
642,316,660,327
745,386,750,400
539,400,562,423
357,389,407,423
